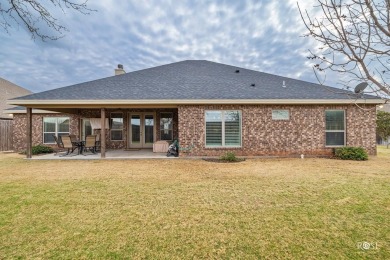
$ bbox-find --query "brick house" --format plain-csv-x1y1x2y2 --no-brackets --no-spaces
8,60,383,158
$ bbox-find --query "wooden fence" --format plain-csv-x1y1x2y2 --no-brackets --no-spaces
0,119,13,151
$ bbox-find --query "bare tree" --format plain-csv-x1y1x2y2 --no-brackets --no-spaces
0,0,94,41
298,0,390,97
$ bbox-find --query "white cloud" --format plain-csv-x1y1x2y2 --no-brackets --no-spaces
0,0,341,92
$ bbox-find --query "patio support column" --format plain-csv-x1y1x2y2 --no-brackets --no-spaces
101,108,106,158
26,107,32,159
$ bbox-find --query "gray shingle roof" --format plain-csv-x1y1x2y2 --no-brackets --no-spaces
12,60,376,101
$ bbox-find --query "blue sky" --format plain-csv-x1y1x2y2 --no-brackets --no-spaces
0,0,333,93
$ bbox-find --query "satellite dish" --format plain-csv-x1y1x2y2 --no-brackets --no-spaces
354,82,368,94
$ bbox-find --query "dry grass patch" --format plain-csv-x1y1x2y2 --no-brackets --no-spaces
0,147,389,259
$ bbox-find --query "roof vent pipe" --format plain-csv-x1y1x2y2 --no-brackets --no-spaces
282,80,286,88
115,64,126,75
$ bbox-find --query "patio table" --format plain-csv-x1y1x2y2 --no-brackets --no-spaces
72,141,84,155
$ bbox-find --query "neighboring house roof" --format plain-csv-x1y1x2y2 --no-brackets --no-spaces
9,60,383,107
0,78,32,119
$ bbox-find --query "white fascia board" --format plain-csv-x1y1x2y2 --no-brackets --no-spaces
8,98,385,106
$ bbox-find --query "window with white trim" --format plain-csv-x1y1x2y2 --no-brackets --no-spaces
110,112,123,141
325,110,345,146
205,110,241,147
43,117,70,144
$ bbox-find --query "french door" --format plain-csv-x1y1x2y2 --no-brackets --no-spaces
128,113,155,148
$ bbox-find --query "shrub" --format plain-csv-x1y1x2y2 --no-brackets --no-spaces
19,145,53,155
334,147,368,161
31,145,54,155
220,152,239,162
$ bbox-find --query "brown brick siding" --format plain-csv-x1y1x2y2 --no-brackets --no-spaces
12,109,179,152
178,104,377,157
12,105,376,156
13,113,80,152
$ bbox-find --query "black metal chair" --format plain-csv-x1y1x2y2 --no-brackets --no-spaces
94,134,101,152
53,135,66,156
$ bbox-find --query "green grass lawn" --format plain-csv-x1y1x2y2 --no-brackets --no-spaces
0,147,389,259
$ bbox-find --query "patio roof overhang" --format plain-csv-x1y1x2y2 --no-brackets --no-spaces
5,108,59,114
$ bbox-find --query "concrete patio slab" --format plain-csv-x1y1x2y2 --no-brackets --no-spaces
30,149,176,160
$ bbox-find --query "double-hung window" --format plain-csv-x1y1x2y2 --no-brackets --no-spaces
325,110,345,146
110,113,123,141
43,117,70,144
205,110,241,147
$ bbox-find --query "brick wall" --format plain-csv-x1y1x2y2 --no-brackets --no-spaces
178,104,377,157
12,113,80,152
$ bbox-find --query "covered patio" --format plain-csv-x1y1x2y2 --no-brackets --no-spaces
19,106,179,159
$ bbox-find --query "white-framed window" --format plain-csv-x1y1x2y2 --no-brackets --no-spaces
43,117,70,144
205,110,241,147
160,112,173,141
325,110,345,146
272,109,289,120
110,112,123,141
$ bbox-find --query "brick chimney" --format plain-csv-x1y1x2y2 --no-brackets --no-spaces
115,64,126,75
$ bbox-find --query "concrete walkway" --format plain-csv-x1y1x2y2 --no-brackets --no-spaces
31,149,176,160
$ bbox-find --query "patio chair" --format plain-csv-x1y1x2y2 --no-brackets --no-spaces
83,135,97,155
53,135,66,156
60,135,79,156
94,134,101,152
